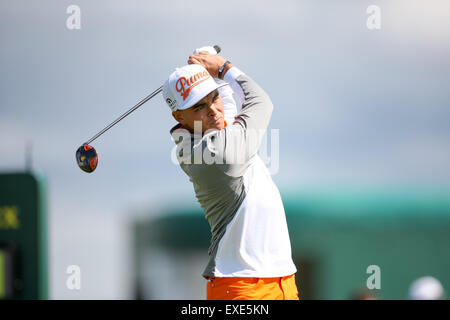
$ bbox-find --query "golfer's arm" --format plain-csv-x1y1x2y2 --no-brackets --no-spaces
232,74,274,132
218,83,238,124
223,67,246,108
213,69,274,166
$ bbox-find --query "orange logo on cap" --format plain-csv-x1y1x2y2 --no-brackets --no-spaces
176,71,210,100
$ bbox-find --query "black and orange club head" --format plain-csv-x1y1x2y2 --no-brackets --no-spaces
76,144,98,173
74,85,163,173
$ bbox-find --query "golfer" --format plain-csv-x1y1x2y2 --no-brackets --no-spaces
163,51,298,300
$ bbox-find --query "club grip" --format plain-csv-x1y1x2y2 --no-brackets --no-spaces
213,45,221,54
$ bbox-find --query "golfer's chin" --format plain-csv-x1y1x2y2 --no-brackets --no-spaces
206,118,225,131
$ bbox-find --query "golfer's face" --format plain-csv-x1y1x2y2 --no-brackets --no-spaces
177,90,225,133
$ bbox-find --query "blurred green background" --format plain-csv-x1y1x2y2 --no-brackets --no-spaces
134,187,450,299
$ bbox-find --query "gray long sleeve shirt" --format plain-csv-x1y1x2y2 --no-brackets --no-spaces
170,67,296,278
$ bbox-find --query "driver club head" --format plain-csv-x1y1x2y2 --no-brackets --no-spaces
76,144,98,173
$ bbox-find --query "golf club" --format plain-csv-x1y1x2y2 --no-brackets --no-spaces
76,45,221,173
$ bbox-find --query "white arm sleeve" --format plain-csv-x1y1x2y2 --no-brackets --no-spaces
224,67,246,109
216,79,238,125
217,67,246,125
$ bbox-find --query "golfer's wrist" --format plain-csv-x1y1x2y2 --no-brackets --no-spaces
218,61,234,79
223,65,244,82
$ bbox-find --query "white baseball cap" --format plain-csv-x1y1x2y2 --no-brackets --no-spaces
162,64,227,112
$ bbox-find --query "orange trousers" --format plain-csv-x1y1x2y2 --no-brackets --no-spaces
206,274,299,300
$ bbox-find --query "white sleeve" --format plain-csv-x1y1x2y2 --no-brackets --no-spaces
214,67,247,125
223,67,246,108
215,79,238,125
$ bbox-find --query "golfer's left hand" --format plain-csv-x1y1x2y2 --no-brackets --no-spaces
188,53,227,78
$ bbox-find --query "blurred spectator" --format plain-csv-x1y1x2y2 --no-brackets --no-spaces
408,276,445,300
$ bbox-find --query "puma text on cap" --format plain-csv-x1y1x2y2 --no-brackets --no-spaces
163,64,227,112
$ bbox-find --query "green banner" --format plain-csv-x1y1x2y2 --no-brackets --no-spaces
0,172,48,299
0,250,4,299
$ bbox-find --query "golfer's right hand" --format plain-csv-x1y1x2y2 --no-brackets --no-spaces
188,53,229,79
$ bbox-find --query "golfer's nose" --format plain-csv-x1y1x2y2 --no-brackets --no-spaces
207,103,219,116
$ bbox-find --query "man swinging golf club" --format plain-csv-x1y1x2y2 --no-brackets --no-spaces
163,48,298,300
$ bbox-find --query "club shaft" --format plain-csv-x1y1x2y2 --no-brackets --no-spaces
84,44,221,145
85,86,162,145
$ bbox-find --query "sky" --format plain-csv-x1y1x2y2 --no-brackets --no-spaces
1,0,450,298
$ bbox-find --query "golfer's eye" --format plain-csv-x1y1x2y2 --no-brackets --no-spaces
213,93,219,101
194,104,204,111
